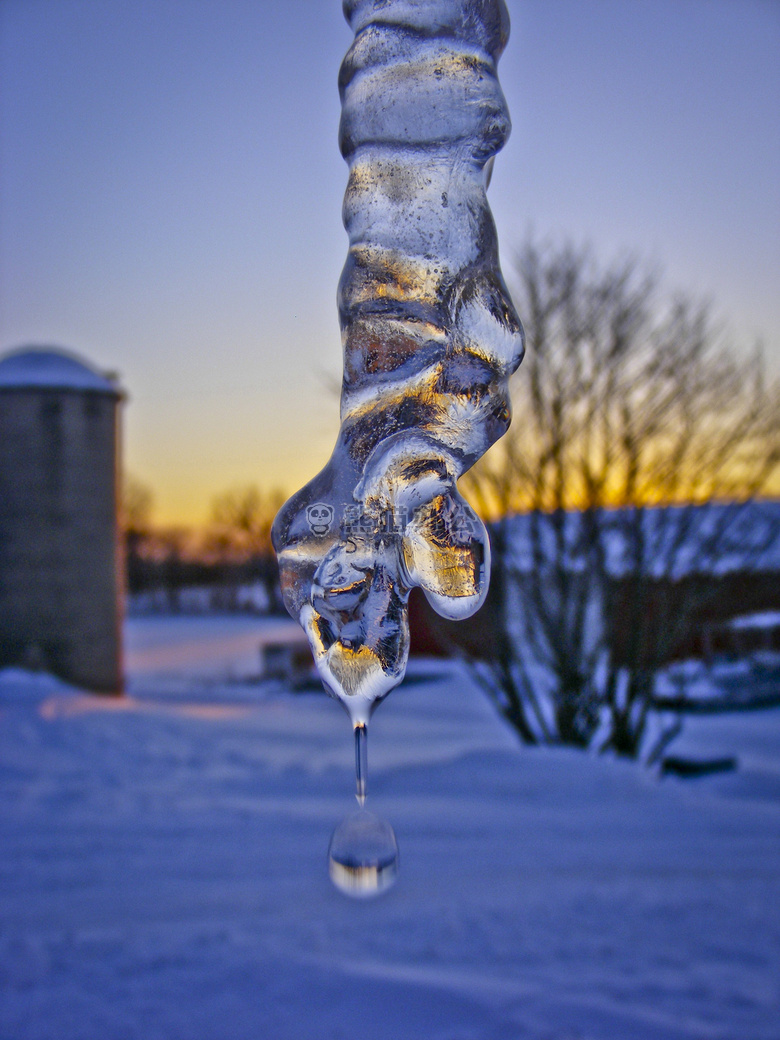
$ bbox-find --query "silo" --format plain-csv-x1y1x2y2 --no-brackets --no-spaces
0,346,124,693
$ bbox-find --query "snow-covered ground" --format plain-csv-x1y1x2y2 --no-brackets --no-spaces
1,616,778,1040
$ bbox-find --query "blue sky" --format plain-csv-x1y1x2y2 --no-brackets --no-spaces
1,0,778,526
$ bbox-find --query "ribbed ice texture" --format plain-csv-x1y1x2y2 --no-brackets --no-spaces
272,0,523,725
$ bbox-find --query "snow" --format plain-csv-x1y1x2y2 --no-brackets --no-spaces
1,615,779,1039
654,653,777,697
503,501,780,577
124,614,307,685
0,346,120,394
729,611,780,631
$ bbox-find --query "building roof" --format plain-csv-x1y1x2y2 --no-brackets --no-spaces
0,347,121,395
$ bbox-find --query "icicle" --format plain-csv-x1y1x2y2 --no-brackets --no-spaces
273,0,523,719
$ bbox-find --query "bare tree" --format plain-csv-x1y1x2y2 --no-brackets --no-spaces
462,238,780,758
208,485,285,559
207,485,286,610
121,475,155,596
121,475,153,534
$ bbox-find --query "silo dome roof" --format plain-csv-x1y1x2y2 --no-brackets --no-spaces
0,347,120,394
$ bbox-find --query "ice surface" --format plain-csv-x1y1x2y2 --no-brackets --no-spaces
1,615,779,1039
273,0,523,720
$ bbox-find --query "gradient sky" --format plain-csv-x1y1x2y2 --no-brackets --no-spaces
2,0,778,527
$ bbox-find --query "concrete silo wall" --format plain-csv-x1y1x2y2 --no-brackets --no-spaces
0,387,123,692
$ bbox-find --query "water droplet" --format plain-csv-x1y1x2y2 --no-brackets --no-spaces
328,809,399,898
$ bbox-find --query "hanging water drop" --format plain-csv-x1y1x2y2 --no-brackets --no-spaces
328,722,399,898
322,669,399,897
328,810,399,898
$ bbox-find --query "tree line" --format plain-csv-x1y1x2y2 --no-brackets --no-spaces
122,481,285,613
